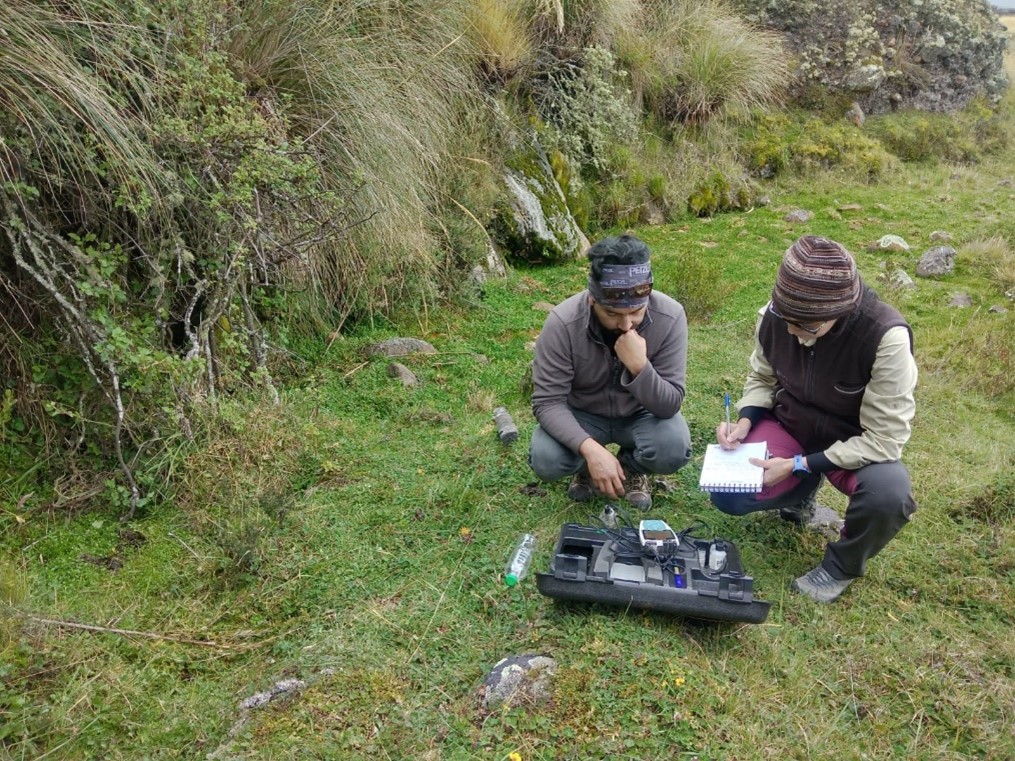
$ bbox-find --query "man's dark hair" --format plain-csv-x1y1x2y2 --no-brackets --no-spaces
587,234,651,282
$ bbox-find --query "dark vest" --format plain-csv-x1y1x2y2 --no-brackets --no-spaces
758,286,913,453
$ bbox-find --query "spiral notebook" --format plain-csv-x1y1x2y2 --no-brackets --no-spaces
698,442,768,493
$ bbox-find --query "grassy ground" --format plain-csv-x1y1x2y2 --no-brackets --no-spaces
4,61,1015,761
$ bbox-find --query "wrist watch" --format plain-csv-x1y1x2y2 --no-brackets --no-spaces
792,454,811,479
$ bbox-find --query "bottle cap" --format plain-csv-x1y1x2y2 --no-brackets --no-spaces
505,573,519,587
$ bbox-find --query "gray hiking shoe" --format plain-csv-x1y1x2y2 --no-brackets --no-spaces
624,471,652,511
566,470,596,502
792,565,854,603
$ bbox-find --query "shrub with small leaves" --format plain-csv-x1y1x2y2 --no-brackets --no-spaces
539,46,639,177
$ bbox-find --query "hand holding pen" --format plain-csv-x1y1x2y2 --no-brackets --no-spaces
716,392,751,449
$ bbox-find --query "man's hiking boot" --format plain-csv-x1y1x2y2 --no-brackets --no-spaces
779,492,817,524
567,470,596,502
624,471,652,511
792,565,854,603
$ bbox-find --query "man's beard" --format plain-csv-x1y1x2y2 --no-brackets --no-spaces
602,328,625,348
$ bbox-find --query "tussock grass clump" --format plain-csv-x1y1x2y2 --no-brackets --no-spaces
960,234,1015,296
618,0,790,127
0,1,164,209
529,0,642,52
226,0,485,328
963,460,1015,526
467,0,536,85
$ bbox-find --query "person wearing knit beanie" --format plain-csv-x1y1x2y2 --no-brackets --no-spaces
706,235,918,603
771,236,862,322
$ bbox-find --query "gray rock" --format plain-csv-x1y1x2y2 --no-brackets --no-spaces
843,64,886,93
655,477,678,493
387,362,419,386
890,269,916,290
916,246,957,277
482,654,557,711
367,338,436,357
470,242,508,288
845,102,865,128
948,293,973,308
929,230,952,243
239,679,306,710
988,305,1009,314
805,504,845,542
784,209,813,223
877,234,910,252
482,241,508,278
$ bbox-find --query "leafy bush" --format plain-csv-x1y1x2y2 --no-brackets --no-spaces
538,46,639,175
0,0,492,512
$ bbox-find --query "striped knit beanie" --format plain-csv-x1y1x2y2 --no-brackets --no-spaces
771,236,861,321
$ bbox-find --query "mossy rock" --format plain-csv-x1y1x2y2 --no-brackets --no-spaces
493,134,587,266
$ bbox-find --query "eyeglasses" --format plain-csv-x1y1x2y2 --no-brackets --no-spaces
768,303,825,335
599,282,653,302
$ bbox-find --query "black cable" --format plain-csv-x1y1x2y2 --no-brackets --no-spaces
596,523,644,557
676,519,713,543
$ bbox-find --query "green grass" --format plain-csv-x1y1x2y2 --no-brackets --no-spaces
4,110,1015,761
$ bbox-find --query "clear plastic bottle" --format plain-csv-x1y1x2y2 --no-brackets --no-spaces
504,533,537,587
492,406,519,443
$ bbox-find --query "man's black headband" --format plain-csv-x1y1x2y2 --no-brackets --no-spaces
589,263,653,308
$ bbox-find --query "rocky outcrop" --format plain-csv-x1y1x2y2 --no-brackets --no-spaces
732,0,1009,114
492,132,588,265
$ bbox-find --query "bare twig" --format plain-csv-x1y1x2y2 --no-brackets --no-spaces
26,614,226,648
342,361,368,379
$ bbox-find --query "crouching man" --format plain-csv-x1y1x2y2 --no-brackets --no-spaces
529,234,692,510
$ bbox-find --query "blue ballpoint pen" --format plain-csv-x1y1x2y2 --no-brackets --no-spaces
724,393,731,438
